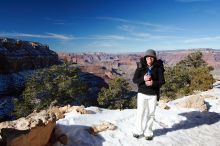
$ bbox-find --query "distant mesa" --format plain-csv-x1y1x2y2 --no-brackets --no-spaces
59,48,220,80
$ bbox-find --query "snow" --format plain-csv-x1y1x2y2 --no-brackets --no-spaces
53,82,220,146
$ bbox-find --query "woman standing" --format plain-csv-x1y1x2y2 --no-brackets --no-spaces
132,49,165,140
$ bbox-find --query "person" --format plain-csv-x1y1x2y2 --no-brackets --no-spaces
132,49,165,140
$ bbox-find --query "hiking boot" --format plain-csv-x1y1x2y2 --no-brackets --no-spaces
145,136,153,140
133,134,142,139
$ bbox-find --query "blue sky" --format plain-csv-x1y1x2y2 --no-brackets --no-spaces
0,0,220,53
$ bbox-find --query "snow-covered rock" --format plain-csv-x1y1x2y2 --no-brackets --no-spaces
175,95,208,112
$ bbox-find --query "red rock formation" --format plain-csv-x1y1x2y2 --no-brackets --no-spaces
58,48,220,80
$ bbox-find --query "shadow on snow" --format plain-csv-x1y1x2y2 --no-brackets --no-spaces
54,124,105,146
154,111,220,137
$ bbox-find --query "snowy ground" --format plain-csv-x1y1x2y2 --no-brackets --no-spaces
54,82,220,146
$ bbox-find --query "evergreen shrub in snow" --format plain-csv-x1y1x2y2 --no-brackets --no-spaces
161,51,215,100
13,64,87,118
97,77,134,109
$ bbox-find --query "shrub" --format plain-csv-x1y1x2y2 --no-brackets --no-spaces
97,77,133,109
13,64,87,118
189,67,214,91
161,51,214,100
176,51,207,69
126,95,137,109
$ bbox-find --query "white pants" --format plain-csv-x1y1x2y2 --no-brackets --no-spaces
134,93,157,137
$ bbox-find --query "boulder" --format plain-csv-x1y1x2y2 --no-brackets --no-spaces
176,95,208,112
0,110,56,146
48,105,90,120
89,121,117,135
158,100,170,110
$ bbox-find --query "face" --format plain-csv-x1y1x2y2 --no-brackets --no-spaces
146,56,155,66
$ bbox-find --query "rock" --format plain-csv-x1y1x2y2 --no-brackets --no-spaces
50,133,68,145
158,99,171,110
218,100,220,108
49,125,69,145
89,121,117,135
176,95,208,112
48,107,65,120
57,134,68,145
158,102,170,110
204,95,217,100
75,105,88,114
0,110,56,146
105,70,114,79
59,105,89,114
48,105,90,120
0,38,58,74
0,37,59,96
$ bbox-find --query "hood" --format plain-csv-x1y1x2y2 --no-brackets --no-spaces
139,57,164,69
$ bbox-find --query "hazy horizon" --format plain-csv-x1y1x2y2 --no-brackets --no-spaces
0,0,220,53
57,48,220,54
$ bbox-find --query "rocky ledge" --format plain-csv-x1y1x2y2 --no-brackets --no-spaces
0,38,59,96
